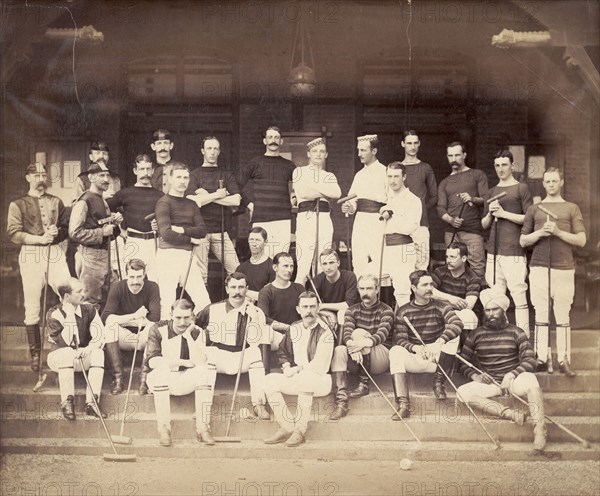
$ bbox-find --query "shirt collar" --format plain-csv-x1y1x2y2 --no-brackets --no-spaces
201,163,218,168
63,302,82,317
225,299,248,315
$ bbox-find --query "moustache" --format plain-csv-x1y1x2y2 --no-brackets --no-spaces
449,161,460,168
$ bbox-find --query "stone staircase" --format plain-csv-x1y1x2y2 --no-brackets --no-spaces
1,324,599,461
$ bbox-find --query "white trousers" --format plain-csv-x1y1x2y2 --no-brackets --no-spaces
389,337,459,375
123,235,158,280
294,211,334,284
383,243,417,307
47,347,105,403
456,372,540,403
194,233,240,283
351,212,385,277
412,226,430,270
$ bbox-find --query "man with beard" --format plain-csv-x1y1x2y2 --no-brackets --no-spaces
328,274,394,420
263,291,334,447
520,167,586,375
145,298,217,446
482,150,533,335
150,130,175,193
401,131,438,270
69,161,123,308
196,273,270,419
341,135,388,276
186,136,241,284
456,288,545,451
236,227,275,302
238,126,296,255
101,259,161,395
389,270,463,419
7,163,71,370
292,137,341,285
107,154,162,273
437,142,488,279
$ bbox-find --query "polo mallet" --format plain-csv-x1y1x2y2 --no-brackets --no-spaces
454,354,591,449
213,308,249,443
33,245,51,392
337,193,357,270
377,215,388,300
111,322,143,445
79,356,137,461
113,235,123,281
449,202,466,246
219,179,226,300
538,204,559,373
144,213,157,254
179,245,196,300
403,316,501,449
306,273,339,342
486,192,507,286
358,362,421,444
311,199,321,278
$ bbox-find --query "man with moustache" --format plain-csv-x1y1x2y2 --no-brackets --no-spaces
73,141,121,200
328,274,394,419
401,131,438,270
69,161,123,308
481,150,533,335
437,142,488,279
263,291,334,447
107,154,162,272
186,136,241,284
196,273,271,419
150,130,175,193
389,270,463,419
292,137,341,285
238,126,296,255
7,163,71,370
341,134,388,275
520,167,586,375
145,298,217,446
101,259,161,395
236,227,275,302
154,163,210,319
456,288,545,451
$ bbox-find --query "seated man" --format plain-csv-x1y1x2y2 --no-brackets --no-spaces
196,272,271,420
258,252,305,350
145,298,217,447
309,249,360,329
236,227,275,302
101,259,161,395
456,289,545,451
46,278,107,420
431,242,480,339
263,291,334,447
389,270,463,419
329,274,394,420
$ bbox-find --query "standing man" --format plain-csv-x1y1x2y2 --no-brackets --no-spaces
389,270,463,418
457,289,545,451
329,274,394,420
186,136,241,284
263,291,334,447
7,163,71,370
401,131,438,270
293,137,341,285
520,167,586,375
258,252,306,349
437,142,488,279
101,259,161,394
150,130,175,193
73,141,121,201
238,126,296,255
107,154,163,273
154,163,210,319
145,299,217,446
482,150,533,336
196,273,270,419
236,227,275,302
46,278,108,420
69,162,122,308
341,134,388,276
379,162,422,307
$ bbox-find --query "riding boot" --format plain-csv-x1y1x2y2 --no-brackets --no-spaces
527,387,547,451
433,352,454,400
104,341,124,395
349,353,370,398
26,324,41,371
391,373,410,420
466,395,527,425
260,344,271,375
327,371,349,420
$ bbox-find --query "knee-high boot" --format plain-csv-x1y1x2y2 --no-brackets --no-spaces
527,387,546,451
433,352,454,400
466,395,527,425
260,344,271,374
104,341,124,395
349,353,370,398
327,371,349,420
26,324,41,371
391,373,410,420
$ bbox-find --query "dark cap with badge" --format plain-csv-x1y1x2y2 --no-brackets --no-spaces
25,163,47,174
90,141,110,152
79,160,118,177
152,129,172,142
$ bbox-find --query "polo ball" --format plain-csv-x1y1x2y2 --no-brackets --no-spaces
400,458,412,470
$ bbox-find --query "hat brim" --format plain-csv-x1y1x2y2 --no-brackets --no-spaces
78,167,119,177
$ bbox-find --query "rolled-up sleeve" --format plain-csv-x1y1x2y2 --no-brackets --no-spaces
69,201,104,245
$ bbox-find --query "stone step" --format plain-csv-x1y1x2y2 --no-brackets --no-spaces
1,438,598,462
1,412,597,444
3,388,598,417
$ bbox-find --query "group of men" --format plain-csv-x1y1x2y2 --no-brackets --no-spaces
7,125,586,451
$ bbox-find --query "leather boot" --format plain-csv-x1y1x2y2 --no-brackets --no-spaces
85,395,107,419
197,424,216,446
138,360,151,395
260,344,271,375
327,371,349,420
60,395,76,421
527,387,547,451
391,373,410,420
559,359,577,377
104,341,124,395
158,424,172,447
349,353,370,398
466,395,527,425
26,324,41,372
433,352,454,401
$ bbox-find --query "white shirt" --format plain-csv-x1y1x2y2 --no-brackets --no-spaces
348,160,388,208
292,164,341,204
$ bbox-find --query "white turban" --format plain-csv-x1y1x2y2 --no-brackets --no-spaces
480,288,510,312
